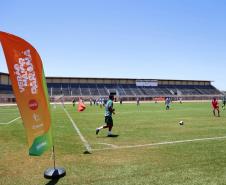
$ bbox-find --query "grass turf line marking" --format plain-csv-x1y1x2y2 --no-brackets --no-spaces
62,107,92,153
92,136,226,151
97,143,118,148
0,116,21,125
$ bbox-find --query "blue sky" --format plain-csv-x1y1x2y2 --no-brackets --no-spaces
0,0,226,90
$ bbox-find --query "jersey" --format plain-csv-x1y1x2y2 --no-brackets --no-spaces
105,99,113,117
212,99,219,109
165,98,170,105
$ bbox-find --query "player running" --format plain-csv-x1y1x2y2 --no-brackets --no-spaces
96,95,115,136
212,97,220,117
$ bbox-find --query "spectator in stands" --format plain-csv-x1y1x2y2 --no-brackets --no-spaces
212,97,220,117
165,97,171,110
222,96,226,110
96,95,115,136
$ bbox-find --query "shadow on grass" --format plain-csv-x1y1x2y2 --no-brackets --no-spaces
96,134,119,138
45,178,60,185
107,134,119,137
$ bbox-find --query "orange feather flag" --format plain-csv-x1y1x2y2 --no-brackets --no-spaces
0,31,53,156
78,98,86,112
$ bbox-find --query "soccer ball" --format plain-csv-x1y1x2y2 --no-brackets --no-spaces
179,121,184,125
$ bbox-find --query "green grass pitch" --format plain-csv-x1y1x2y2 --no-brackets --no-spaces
0,102,226,185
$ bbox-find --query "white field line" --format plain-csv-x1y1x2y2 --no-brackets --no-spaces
0,104,18,107
0,116,21,125
62,107,92,153
97,143,118,148
92,136,226,152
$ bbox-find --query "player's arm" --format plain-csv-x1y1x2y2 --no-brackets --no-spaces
108,104,115,114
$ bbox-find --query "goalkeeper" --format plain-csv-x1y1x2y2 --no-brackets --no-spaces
96,94,115,136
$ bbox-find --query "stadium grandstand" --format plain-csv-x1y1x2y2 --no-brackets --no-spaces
0,72,223,103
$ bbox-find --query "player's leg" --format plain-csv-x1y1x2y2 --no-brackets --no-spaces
166,105,169,110
96,117,108,135
107,117,113,136
96,125,108,135
107,117,113,132
108,125,113,136
217,108,220,117
96,116,114,135
213,108,216,116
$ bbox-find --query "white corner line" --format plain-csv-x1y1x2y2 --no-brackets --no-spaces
62,106,92,153
92,136,226,152
0,116,21,125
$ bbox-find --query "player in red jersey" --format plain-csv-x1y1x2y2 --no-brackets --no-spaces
212,97,220,117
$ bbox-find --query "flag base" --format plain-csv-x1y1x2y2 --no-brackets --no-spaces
44,167,66,179
84,150,92,154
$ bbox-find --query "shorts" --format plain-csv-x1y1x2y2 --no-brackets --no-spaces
105,116,113,126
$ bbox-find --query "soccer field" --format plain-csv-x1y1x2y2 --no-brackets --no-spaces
1,102,226,185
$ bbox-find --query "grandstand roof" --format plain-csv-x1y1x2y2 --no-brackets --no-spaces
46,75,212,82
0,72,212,82
0,72,213,84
